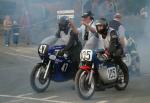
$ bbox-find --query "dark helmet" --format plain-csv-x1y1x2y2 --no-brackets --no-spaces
58,16,69,33
95,18,108,34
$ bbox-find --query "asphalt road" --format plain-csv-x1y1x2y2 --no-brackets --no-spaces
0,46,150,103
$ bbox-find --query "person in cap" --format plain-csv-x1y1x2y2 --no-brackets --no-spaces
109,13,128,48
73,11,96,46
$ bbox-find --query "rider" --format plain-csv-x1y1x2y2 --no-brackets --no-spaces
94,17,127,72
94,18,128,90
55,16,82,73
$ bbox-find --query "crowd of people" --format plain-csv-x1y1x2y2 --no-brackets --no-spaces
2,14,31,47
1,9,128,63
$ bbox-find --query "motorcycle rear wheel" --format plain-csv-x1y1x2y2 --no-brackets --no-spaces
75,69,95,100
30,63,51,93
115,62,129,91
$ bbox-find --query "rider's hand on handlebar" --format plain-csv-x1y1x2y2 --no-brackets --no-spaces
58,50,68,58
104,49,110,57
101,53,109,60
58,50,64,56
102,49,110,60
96,49,110,61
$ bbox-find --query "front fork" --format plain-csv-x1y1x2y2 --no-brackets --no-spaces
43,60,51,79
36,60,51,79
85,64,94,85
88,70,94,85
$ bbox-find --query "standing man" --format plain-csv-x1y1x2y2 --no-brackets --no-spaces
12,20,20,46
3,15,13,46
77,11,96,46
109,13,127,48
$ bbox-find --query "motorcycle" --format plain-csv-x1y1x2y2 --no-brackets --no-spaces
123,52,140,76
30,44,76,92
75,49,129,99
122,36,141,76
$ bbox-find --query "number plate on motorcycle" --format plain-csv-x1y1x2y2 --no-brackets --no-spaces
49,55,56,60
80,49,93,61
39,44,47,54
107,67,117,80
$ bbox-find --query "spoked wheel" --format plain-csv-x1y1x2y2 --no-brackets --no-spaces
75,69,95,100
30,63,51,93
115,63,129,90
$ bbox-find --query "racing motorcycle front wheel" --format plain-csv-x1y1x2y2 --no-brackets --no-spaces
115,62,129,91
75,69,95,100
30,63,51,93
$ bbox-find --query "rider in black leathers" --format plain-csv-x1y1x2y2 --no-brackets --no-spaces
55,16,82,73
94,18,124,64
94,18,128,90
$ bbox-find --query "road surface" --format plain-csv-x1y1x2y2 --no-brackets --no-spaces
0,45,150,103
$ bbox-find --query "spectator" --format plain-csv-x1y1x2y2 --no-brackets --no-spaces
3,15,13,46
109,13,128,48
12,20,20,46
77,11,96,46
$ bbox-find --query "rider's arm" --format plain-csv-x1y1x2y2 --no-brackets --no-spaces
68,19,79,34
109,30,123,56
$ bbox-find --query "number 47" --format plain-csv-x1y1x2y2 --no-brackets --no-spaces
39,45,47,54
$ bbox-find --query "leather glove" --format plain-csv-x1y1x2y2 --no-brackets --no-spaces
58,50,64,56
101,53,109,60
102,49,110,60
97,49,110,61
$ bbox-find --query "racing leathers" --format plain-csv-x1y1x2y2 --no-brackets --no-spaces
94,28,123,57
56,29,82,73
63,30,82,63
109,19,128,48
94,28,127,72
